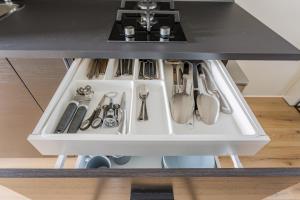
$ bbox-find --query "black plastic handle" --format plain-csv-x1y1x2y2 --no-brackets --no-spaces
54,102,78,134
67,105,88,133
131,185,174,200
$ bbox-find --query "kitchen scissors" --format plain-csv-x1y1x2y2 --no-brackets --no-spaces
80,92,117,130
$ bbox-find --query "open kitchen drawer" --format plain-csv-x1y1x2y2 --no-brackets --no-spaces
28,58,270,156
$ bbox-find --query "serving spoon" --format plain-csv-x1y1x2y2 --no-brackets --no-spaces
196,64,220,125
166,60,194,124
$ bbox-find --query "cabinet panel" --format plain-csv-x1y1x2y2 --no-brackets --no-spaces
8,58,67,110
0,59,42,157
0,177,299,200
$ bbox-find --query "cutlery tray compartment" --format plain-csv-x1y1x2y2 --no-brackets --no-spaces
28,58,269,156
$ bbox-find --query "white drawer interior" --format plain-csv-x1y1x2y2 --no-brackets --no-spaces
28,58,270,156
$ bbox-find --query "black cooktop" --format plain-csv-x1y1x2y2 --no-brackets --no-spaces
108,18,186,42
108,2,187,42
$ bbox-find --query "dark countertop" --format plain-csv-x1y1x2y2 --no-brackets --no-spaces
0,0,299,60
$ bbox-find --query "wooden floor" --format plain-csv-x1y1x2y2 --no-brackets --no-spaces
219,97,300,168
0,98,299,199
0,97,299,168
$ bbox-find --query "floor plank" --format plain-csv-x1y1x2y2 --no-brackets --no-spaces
220,97,300,168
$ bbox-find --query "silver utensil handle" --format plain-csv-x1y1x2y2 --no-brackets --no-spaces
91,108,104,128
117,109,126,134
143,99,148,121
138,100,145,121
202,64,232,114
217,90,233,114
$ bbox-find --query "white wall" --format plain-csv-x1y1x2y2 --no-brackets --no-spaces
235,0,300,99
285,78,300,105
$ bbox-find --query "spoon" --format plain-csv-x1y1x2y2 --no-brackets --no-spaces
171,93,194,124
196,67,220,125
169,62,194,124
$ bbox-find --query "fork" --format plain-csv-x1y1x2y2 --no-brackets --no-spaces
137,84,149,121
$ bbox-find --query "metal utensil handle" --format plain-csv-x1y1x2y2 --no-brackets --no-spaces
143,99,149,121
129,59,133,75
217,90,232,114
202,65,232,114
117,109,126,134
138,100,145,121
80,109,98,130
91,108,104,128
172,64,177,85
54,101,78,134
138,61,144,79
67,105,88,133
183,76,187,94
116,60,121,77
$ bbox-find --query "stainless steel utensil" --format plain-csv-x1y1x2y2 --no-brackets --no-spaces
0,1,24,21
115,59,133,77
128,59,133,75
202,63,233,114
168,60,194,124
55,85,93,133
196,68,220,125
138,60,144,79
182,62,192,95
87,60,96,79
171,93,194,124
102,96,119,128
178,67,183,86
87,59,108,79
165,59,183,91
137,84,149,121
80,94,107,130
143,60,148,79
139,59,158,80
117,92,127,134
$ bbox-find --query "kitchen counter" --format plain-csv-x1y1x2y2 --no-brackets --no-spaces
0,0,299,60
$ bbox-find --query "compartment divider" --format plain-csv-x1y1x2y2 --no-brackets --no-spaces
29,58,269,156
128,80,135,135
160,61,174,135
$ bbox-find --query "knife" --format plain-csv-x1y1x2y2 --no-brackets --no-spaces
117,92,127,135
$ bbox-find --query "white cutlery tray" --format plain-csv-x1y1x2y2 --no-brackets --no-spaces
28,58,270,156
